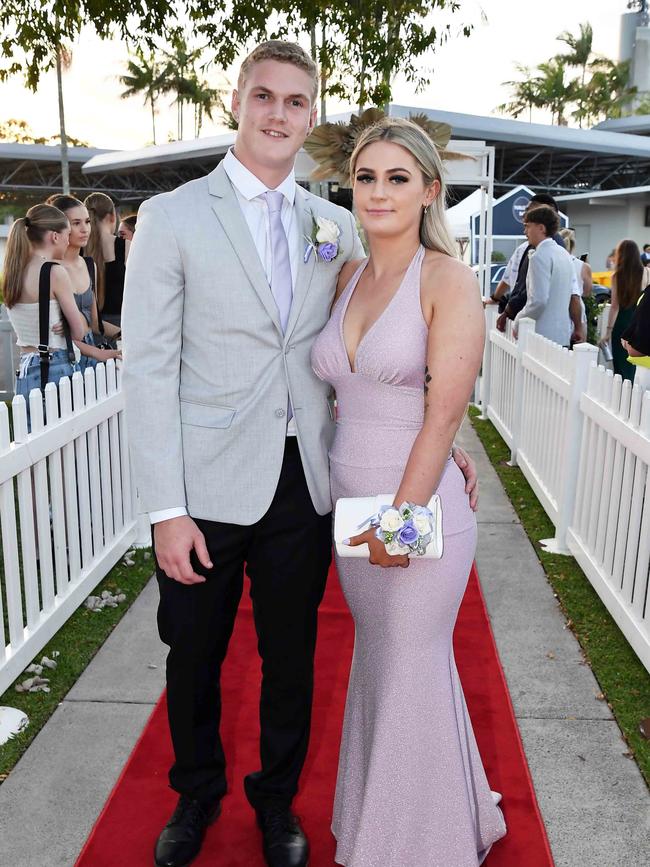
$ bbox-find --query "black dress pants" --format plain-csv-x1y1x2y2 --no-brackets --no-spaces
156,437,332,809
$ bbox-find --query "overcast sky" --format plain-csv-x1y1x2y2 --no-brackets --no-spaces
0,0,631,152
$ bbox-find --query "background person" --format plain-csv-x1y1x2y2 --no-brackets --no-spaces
494,193,572,329
84,192,129,327
118,213,137,241
601,239,649,383
2,204,86,424
621,270,650,389
49,195,122,372
514,206,577,346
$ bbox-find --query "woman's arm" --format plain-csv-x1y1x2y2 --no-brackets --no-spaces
581,262,593,297
72,339,121,361
393,260,485,507
51,266,88,341
602,279,619,345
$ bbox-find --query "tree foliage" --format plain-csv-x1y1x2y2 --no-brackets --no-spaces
498,22,638,127
3,1,470,142
0,117,88,146
0,1,173,89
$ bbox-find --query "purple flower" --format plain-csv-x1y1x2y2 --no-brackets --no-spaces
318,242,338,262
397,520,418,546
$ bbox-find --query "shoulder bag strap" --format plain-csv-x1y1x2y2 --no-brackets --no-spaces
38,262,56,392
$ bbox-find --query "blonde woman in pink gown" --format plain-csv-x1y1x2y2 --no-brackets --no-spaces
311,118,506,866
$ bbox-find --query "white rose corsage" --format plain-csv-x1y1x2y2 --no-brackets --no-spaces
304,213,341,263
368,502,436,557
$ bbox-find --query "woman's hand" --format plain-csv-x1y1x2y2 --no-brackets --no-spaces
344,528,409,568
599,333,612,348
101,348,122,360
52,321,65,335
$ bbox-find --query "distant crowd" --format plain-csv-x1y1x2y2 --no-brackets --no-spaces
1,193,136,425
485,192,650,388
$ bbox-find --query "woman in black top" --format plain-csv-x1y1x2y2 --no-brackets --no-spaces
621,279,650,390
84,192,130,327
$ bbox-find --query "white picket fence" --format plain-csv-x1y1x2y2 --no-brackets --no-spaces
479,306,650,672
568,366,650,671
0,361,146,695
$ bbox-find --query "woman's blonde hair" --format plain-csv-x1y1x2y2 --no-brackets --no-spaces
84,192,115,308
349,117,458,258
2,204,68,308
560,227,576,254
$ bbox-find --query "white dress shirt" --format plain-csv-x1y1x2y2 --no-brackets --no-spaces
516,237,577,346
150,149,301,525
503,241,527,287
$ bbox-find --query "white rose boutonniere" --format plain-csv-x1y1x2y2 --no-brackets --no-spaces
304,212,341,263
379,508,405,533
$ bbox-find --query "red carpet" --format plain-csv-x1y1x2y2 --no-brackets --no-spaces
76,565,554,866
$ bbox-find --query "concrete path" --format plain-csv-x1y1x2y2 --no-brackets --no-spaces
0,421,647,866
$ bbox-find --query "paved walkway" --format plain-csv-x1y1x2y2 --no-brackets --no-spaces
0,421,648,866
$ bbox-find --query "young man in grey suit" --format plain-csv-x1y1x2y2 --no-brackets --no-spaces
122,40,478,867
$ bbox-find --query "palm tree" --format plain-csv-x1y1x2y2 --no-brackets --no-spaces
497,64,542,122
534,58,574,125
119,49,165,145
187,77,225,138
160,32,203,140
584,59,637,123
55,41,72,194
557,22,593,127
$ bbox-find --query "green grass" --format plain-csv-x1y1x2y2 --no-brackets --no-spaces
0,547,153,781
468,406,650,788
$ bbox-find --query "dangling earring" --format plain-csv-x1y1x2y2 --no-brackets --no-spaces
423,204,430,215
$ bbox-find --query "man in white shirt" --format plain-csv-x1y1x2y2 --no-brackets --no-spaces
515,205,579,346
122,39,479,867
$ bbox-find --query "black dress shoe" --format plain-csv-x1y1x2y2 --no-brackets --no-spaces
256,806,309,867
154,795,221,867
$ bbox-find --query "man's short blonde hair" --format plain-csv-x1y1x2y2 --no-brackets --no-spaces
238,40,319,105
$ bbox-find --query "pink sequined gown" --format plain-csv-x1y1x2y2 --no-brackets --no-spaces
311,246,506,866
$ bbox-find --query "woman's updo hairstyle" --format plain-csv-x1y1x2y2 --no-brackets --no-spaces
349,117,458,258
2,204,68,308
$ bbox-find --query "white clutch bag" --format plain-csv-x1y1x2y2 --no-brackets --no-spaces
334,494,443,559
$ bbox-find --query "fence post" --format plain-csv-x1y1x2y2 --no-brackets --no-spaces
0,305,16,402
479,305,498,419
540,341,598,554
508,317,535,466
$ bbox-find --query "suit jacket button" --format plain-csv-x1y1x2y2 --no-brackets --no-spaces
275,408,286,418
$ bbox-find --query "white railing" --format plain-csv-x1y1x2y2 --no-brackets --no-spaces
0,305,17,401
479,306,650,672
479,310,522,453
567,366,650,672
0,361,146,695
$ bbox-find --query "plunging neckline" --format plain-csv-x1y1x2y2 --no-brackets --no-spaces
340,245,423,374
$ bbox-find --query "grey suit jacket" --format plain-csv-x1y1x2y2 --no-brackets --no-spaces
121,162,364,524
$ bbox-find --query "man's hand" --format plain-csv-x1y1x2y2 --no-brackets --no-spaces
344,528,409,568
153,515,213,585
496,312,508,333
571,325,586,344
452,445,479,511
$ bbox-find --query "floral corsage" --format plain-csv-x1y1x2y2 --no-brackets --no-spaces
370,502,435,557
304,213,341,263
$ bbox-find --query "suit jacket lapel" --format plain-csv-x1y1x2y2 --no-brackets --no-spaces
207,163,283,336
285,186,316,341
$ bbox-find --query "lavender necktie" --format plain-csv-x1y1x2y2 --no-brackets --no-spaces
264,190,293,333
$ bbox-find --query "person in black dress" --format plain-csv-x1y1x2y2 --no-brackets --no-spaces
84,192,130,327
